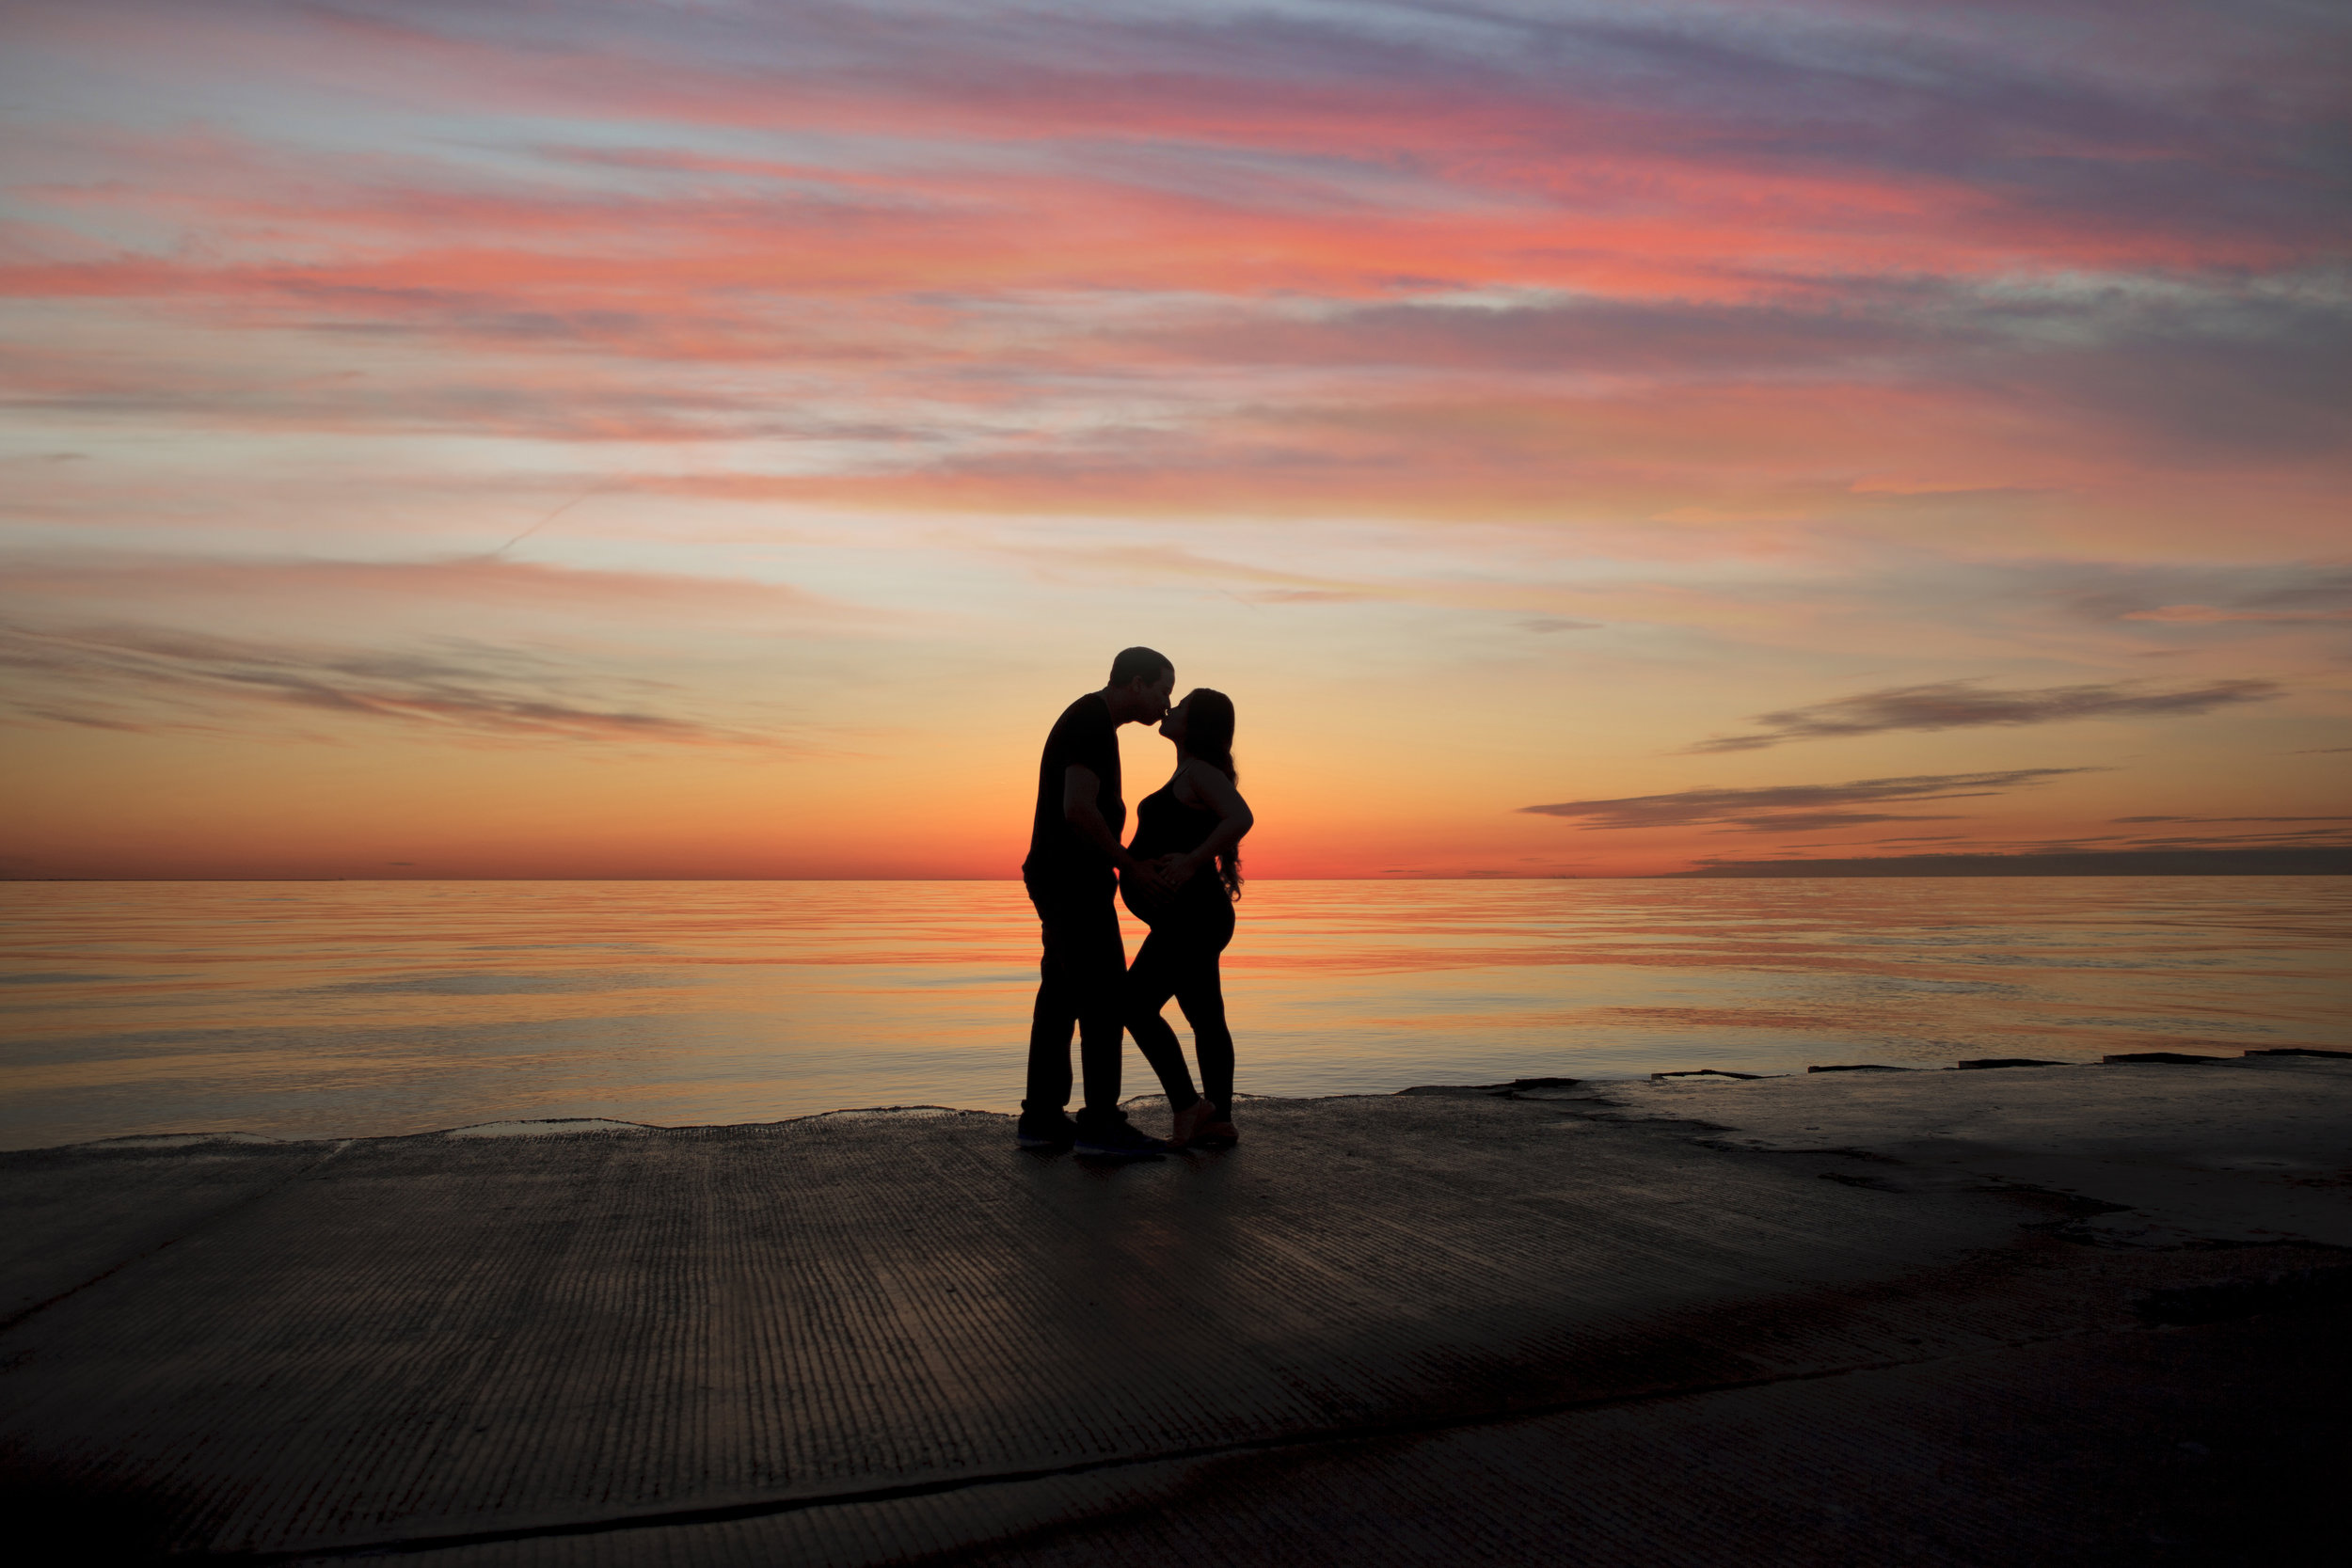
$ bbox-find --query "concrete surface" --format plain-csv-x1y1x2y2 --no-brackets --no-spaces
1,1059,2347,1565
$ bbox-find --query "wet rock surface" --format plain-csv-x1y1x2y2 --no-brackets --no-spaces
0,1066,2344,1565
1584,1056,2352,1248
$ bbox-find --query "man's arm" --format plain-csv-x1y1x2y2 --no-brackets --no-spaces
1064,764,1169,891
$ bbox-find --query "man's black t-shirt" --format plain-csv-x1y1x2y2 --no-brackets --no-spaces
1024,693,1122,891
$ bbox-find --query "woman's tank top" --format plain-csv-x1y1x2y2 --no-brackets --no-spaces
1130,784,1220,862
1122,783,1234,928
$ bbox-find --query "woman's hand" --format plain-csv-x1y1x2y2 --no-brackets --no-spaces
1159,852,1197,887
1118,849,1171,898
1123,855,1175,914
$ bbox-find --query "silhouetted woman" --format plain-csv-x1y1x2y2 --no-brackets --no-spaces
1121,688,1253,1149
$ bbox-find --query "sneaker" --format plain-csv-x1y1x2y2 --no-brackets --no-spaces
1016,1108,1079,1148
1071,1111,1167,1160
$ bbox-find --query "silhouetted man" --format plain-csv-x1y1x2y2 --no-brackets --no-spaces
1018,647,1176,1158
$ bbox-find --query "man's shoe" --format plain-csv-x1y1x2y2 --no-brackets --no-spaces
1072,1112,1167,1160
1016,1108,1079,1148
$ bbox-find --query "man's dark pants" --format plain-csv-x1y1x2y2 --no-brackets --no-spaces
1024,876,1126,1117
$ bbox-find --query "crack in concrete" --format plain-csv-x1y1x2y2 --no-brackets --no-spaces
0,1141,352,1340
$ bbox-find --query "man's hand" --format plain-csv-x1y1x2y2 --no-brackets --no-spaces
1120,854,1174,897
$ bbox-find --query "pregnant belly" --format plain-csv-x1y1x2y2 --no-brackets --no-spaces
1120,874,1232,929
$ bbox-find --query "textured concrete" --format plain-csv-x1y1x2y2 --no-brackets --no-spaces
2,1060,2347,1565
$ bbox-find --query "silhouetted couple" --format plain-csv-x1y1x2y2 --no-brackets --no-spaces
1018,647,1255,1159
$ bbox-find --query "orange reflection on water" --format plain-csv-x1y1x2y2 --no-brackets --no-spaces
4,878,2347,1149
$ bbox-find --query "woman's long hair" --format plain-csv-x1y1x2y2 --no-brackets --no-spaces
1183,688,1244,901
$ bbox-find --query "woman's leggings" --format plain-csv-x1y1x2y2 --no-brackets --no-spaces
1125,907,1234,1113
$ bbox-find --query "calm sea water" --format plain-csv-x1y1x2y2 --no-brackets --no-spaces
3,878,2346,1150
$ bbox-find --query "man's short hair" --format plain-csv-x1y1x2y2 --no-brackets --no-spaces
1108,646,1173,688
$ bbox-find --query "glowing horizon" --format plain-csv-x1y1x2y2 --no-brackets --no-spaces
4,1,2346,879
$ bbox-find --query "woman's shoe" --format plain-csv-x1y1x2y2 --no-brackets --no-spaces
1191,1101,1239,1148
1167,1099,1216,1150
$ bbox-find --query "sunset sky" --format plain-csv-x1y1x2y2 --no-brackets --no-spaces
4,0,2346,879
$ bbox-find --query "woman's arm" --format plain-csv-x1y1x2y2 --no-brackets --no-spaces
1169,759,1253,885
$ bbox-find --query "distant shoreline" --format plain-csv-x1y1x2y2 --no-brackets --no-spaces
1663,847,2352,878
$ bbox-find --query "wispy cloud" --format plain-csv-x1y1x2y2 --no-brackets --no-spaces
2071,567,2352,626
2114,570,2352,626
2111,815,2352,824
0,552,876,624
0,622,785,748
1686,678,2280,753
1517,768,2091,831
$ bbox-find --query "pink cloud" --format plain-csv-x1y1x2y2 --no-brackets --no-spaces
0,553,882,625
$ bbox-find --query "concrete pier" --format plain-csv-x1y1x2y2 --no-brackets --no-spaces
4,1057,2347,1565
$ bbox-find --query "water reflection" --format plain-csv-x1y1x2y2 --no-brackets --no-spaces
2,878,2345,1148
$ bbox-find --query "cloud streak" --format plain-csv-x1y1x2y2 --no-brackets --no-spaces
1517,768,2092,831
0,622,784,748
0,552,875,624
1687,678,2280,753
